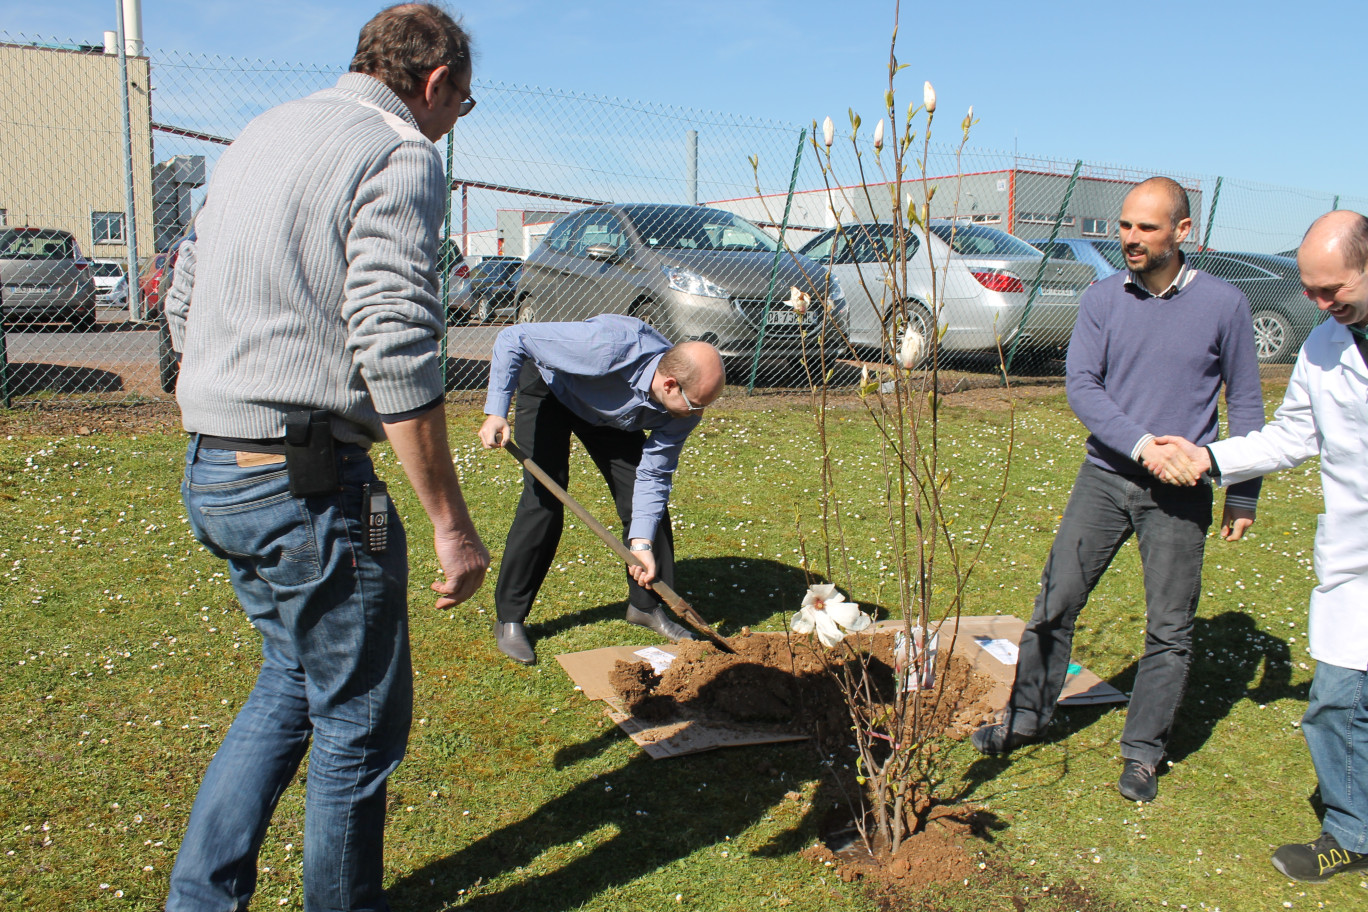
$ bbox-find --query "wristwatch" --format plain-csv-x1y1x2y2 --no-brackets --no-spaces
628,542,653,552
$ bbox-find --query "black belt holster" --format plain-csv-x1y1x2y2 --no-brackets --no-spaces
284,409,339,497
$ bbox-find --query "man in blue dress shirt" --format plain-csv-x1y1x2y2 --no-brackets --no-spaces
479,314,725,664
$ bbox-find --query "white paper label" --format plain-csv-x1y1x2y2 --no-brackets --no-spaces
633,646,676,675
974,636,1019,665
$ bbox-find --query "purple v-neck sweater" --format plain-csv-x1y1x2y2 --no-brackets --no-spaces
1064,268,1265,506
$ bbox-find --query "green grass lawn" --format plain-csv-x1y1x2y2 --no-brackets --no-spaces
1,385,1363,910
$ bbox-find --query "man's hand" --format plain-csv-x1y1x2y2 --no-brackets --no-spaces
1141,439,1202,485
1221,505,1255,541
431,529,490,609
627,539,656,589
479,415,510,448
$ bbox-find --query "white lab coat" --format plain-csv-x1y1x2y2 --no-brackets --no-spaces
1207,319,1368,672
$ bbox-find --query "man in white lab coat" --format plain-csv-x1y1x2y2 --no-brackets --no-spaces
1161,210,1368,882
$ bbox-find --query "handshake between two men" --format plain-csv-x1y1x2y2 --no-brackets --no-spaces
1140,436,1255,541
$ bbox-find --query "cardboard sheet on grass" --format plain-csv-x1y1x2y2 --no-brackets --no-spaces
555,615,1127,759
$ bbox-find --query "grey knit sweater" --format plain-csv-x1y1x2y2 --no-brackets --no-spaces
168,73,448,445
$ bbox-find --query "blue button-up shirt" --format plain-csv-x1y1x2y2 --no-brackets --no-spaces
484,315,701,541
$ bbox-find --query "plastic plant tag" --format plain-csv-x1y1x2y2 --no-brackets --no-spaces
893,626,939,692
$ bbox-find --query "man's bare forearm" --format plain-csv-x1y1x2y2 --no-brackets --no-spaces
384,405,477,537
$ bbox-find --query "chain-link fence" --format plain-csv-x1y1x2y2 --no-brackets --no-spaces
1,34,1362,407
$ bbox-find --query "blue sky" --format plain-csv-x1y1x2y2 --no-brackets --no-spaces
3,1,1358,206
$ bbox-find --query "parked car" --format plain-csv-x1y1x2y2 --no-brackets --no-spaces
516,203,846,367
468,255,523,323
798,220,1094,361
0,227,98,330
1021,238,1319,363
138,250,175,317
90,260,128,306
1191,250,1322,362
1022,236,1123,281
441,241,475,324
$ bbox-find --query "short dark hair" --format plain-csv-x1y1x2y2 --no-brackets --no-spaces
350,3,472,98
1135,176,1191,227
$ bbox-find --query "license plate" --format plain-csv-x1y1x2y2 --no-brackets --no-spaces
1039,287,1073,297
4,284,56,294
767,310,801,324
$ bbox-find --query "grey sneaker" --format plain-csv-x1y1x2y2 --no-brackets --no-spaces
1272,831,1368,882
625,605,695,643
970,722,1037,756
494,621,536,665
1118,759,1158,802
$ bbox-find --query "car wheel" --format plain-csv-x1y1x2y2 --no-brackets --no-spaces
157,319,179,394
475,296,492,324
71,307,97,333
516,298,537,324
883,300,936,368
1251,308,1295,363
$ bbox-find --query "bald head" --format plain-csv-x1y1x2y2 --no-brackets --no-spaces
1298,210,1368,328
654,341,725,415
1301,210,1368,272
1128,176,1191,227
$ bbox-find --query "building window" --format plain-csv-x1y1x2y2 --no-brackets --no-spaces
1081,218,1110,237
0,209,7,226
1019,212,1076,227
968,213,1002,225
92,211,126,244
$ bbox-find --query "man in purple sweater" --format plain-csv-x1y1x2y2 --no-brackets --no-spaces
971,177,1266,803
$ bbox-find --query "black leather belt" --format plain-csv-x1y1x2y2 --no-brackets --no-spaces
197,434,287,455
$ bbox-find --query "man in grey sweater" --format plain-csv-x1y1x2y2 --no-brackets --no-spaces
970,177,1265,803
164,6,488,910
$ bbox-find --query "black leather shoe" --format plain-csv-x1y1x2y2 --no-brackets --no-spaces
1118,759,1158,802
494,622,535,665
625,605,695,643
970,721,1038,756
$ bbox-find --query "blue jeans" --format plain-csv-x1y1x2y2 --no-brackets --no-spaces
166,437,412,912
1005,461,1212,766
1303,662,1368,852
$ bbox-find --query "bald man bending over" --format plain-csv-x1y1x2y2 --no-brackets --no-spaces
479,315,724,664
970,177,1266,803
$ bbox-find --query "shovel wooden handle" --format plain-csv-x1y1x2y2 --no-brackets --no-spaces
502,438,734,653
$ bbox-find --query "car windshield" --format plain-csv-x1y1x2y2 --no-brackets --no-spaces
0,229,75,260
927,222,1041,258
622,206,777,253
90,262,125,278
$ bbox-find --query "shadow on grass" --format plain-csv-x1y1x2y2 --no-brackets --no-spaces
957,610,1303,797
387,739,817,911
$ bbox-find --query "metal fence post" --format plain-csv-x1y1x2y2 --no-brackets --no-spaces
0,327,10,410
1194,176,1222,272
1004,159,1081,378
746,127,807,394
115,0,142,320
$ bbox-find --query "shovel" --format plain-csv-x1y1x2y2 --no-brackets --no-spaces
502,438,735,654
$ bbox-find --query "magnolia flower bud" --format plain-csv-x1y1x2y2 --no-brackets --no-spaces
873,119,885,151
822,116,834,148
899,325,926,369
923,81,936,114
962,106,974,134
784,285,810,316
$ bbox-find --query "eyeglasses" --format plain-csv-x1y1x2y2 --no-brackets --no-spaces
457,94,476,118
678,387,706,413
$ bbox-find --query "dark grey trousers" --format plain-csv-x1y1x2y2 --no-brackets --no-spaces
1004,461,1212,766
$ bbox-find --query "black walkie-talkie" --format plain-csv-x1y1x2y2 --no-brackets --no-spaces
362,481,389,554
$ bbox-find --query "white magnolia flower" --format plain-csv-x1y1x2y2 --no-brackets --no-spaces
791,584,872,647
873,119,885,151
822,116,834,148
784,286,811,315
899,325,926,369
923,81,936,113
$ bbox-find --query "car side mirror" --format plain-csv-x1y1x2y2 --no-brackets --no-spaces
585,243,621,262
